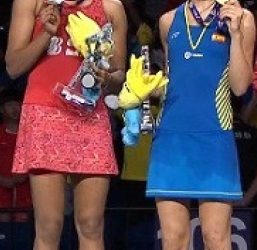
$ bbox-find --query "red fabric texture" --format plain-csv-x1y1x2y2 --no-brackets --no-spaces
13,104,118,175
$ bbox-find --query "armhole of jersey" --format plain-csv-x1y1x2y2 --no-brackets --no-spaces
166,9,178,44
100,0,111,25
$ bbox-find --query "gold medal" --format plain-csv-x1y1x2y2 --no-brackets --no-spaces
215,0,228,5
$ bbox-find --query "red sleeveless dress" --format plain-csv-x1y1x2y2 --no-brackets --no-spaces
13,0,118,175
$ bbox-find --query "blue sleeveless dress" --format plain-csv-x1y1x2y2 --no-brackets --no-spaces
146,4,242,200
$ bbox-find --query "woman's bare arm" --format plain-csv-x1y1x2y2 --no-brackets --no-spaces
220,1,256,96
99,0,127,94
151,10,174,98
5,0,59,79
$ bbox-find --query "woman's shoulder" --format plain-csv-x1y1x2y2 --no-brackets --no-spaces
159,10,177,33
12,0,39,15
102,0,124,12
102,0,126,24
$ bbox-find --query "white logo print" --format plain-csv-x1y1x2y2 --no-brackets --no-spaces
171,32,180,40
184,51,204,60
47,36,78,57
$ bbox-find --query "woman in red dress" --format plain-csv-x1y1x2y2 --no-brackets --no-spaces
5,0,127,249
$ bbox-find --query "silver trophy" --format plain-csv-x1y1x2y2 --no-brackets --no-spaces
54,23,113,112
140,45,155,134
81,23,113,89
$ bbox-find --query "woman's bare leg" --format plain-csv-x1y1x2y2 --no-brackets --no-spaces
30,173,66,250
156,199,191,250
73,175,110,250
199,201,232,250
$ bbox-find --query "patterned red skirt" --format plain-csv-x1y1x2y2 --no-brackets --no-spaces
13,102,118,175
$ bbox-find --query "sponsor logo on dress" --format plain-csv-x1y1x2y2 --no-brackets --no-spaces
171,32,180,40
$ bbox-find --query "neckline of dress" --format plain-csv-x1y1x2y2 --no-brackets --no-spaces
62,0,95,9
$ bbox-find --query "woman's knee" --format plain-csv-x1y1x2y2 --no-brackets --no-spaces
202,228,231,250
199,201,231,250
75,213,104,240
161,226,190,250
157,200,191,250
35,215,64,243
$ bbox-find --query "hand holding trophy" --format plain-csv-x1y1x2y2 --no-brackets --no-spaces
54,11,113,112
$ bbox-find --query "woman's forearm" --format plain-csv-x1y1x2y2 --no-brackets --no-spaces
229,32,252,96
5,31,52,79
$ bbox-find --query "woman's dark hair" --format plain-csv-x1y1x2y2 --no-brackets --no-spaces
0,87,23,123
0,88,23,105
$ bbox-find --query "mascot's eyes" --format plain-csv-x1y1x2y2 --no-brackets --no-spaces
124,83,131,93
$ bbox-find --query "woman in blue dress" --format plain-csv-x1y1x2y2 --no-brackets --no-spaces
146,0,255,249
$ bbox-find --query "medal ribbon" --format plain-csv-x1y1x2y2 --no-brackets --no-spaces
188,0,228,33
216,7,228,34
185,1,209,50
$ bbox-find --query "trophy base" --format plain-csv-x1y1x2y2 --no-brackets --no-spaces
54,83,96,113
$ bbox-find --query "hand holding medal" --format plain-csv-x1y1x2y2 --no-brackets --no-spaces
219,0,244,36
39,1,61,36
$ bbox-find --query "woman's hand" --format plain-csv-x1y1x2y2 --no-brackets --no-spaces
39,2,60,36
220,0,244,37
93,65,112,87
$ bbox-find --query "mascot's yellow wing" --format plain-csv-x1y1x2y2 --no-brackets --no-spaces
66,11,101,56
118,55,168,109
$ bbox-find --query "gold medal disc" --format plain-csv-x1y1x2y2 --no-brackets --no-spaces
215,0,228,5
